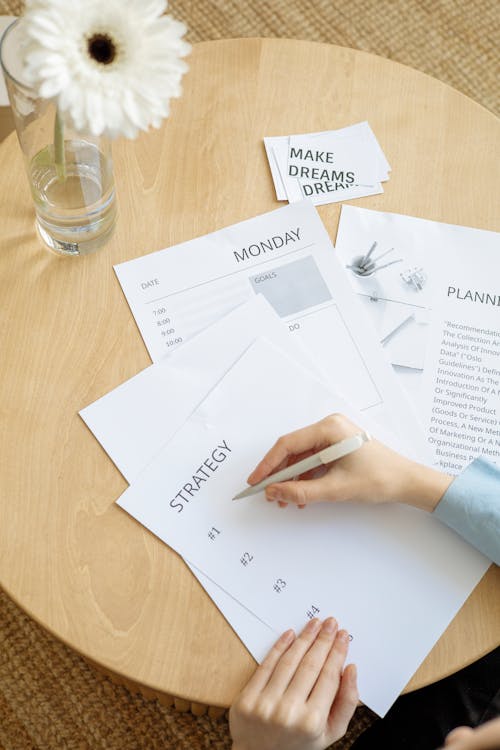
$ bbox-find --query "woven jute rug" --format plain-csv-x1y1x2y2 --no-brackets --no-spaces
0,587,377,749
0,1,498,748
0,0,498,115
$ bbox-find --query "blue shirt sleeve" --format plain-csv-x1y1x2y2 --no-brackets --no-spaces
433,458,500,565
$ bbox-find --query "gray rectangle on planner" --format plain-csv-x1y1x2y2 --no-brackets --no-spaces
249,255,332,317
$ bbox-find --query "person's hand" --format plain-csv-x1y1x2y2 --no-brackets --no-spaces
441,717,500,749
229,617,358,750
247,413,453,513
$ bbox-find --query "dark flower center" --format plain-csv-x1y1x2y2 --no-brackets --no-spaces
87,33,117,65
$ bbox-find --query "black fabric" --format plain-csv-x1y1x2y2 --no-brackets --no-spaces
350,647,500,750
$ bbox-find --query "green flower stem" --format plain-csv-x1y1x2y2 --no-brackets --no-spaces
54,108,66,181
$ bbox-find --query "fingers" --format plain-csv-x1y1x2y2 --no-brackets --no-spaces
267,474,338,506
240,628,295,699
308,629,351,714
247,418,341,485
325,663,359,743
233,617,357,750
285,617,339,700
263,618,323,697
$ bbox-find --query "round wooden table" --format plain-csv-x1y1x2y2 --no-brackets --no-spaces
1,38,499,712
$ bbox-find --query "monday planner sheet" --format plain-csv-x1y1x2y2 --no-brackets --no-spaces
114,200,423,448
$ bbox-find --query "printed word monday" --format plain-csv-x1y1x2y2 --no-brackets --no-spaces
233,228,301,263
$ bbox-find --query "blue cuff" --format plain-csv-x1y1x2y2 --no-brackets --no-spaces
433,458,500,565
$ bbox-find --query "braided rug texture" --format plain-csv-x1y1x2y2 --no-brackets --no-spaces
0,0,498,748
0,0,499,115
0,587,377,750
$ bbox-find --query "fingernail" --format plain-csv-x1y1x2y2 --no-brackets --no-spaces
266,487,281,500
281,628,295,645
305,618,321,634
338,629,350,643
322,617,337,634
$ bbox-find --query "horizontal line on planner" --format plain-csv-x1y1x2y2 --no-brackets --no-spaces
287,300,337,322
145,243,316,304
357,293,427,310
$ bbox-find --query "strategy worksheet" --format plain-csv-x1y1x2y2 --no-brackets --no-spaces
116,337,489,717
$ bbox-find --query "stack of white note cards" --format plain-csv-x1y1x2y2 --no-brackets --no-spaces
79,201,490,718
264,122,391,205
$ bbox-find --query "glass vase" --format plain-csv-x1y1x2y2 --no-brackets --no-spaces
0,19,116,256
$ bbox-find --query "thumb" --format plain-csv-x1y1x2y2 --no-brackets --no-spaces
266,475,338,505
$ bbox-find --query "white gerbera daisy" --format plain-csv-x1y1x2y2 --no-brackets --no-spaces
22,0,190,139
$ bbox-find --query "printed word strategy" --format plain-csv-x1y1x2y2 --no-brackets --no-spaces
170,441,232,512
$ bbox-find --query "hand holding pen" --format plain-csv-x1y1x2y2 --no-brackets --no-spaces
237,414,453,512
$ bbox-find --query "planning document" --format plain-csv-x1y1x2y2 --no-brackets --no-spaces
114,200,424,452
116,337,490,718
420,246,500,473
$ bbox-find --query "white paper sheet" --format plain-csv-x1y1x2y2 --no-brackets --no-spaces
113,200,425,454
80,296,314,661
80,296,323,484
116,337,490,717
79,290,420,664
419,248,500,473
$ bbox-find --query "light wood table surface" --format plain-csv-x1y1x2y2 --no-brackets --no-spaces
1,38,499,711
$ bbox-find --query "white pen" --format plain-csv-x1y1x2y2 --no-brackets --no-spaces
232,431,371,501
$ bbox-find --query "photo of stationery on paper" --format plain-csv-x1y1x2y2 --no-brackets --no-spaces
335,206,500,379
337,226,432,371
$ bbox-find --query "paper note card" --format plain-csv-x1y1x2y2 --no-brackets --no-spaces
264,122,390,205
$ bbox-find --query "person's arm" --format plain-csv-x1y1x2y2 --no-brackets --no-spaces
433,458,500,565
247,414,499,563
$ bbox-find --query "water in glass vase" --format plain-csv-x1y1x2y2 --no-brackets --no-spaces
30,139,116,256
